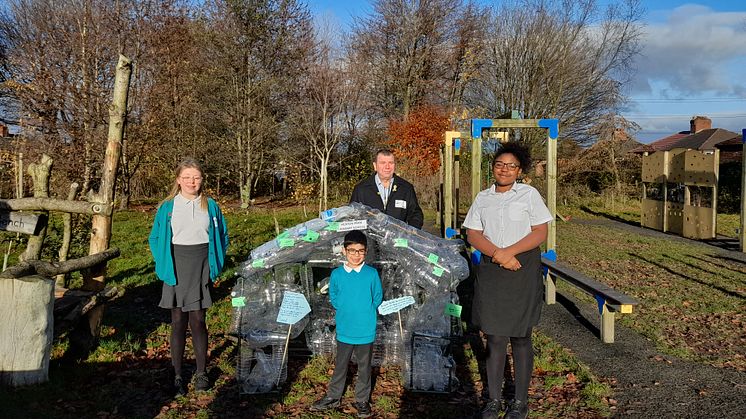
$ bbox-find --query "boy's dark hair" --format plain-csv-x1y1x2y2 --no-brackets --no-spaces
343,230,368,248
493,141,532,172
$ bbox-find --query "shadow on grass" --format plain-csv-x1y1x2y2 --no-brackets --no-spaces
701,237,740,252
579,206,641,228
1,357,175,419
206,349,311,418
630,252,745,299
664,253,745,281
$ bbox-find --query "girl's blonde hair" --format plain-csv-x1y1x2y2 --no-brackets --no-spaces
164,158,209,210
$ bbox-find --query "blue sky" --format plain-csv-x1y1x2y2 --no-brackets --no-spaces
309,0,746,143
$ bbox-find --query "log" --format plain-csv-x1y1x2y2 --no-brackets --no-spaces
0,275,54,386
56,182,81,287
0,248,121,279
21,154,52,261
85,54,132,293
0,197,112,216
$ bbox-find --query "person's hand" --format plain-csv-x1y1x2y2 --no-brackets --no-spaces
490,248,511,265
500,256,522,271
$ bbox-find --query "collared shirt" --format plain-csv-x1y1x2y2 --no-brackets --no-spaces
171,193,209,245
462,182,553,248
374,174,393,208
342,262,365,273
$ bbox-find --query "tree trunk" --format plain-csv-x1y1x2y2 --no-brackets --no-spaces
56,182,80,287
20,154,53,262
0,275,54,386
83,54,131,293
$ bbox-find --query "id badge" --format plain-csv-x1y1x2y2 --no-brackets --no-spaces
395,199,407,209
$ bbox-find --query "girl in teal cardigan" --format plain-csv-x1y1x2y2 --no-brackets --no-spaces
148,159,228,396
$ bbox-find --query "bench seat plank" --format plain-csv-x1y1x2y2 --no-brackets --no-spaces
542,258,639,307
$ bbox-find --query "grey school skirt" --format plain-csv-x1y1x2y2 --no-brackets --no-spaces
471,247,543,337
159,243,213,312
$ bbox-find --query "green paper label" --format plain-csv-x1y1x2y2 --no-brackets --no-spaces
251,259,265,268
303,230,320,242
394,238,409,248
231,297,246,307
427,253,439,264
277,230,290,239
279,238,295,248
325,222,340,231
432,266,445,277
444,303,462,318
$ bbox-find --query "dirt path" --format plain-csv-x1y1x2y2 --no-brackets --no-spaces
537,217,746,418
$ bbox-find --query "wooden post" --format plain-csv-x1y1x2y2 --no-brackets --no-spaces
444,132,455,232
642,151,648,200
20,154,52,261
16,152,23,199
437,147,443,231
57,182,80,287
600,304,615,344
544,271,556,305
662,151,669,233
712,149,719,239
0,275,55,386
84,54,132,293
471,135,482,200
740,130,746,252
546,129,558,252
454,136,461,228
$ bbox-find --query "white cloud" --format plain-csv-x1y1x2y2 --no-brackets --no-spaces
632,4,746,97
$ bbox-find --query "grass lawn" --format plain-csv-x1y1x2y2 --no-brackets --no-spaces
1,205,612,418
555,203,745,371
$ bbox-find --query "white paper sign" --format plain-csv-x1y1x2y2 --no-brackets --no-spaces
394,199,407,209
338,219,368,232
378,295,416,315
276,291,312,324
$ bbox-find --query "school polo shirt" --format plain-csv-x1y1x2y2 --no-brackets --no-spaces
462,182,553,248
171,193,209,245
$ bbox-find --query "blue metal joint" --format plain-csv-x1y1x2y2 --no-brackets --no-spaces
538,119,559,140
471,119,493,139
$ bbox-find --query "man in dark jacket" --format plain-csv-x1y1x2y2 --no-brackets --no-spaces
350,149,424,229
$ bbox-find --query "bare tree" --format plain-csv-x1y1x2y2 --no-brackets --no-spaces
289,21,363,210
195,0,314,206
350,0,486,120
467,0,643,146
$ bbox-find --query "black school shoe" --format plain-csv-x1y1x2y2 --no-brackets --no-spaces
479,399,502,419
310,396,341,411
505,399,528,419
354,401,372,418
193,372,210,391
174,375,187,396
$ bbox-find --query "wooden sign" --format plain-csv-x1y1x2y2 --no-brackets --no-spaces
0,211,41,235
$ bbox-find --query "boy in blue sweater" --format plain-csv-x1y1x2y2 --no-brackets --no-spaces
311,230,383,418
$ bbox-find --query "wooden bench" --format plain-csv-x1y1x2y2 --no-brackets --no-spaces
541,257,639,343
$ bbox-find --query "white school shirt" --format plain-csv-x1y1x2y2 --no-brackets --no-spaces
171,193,209,245
342,262,365,273
462,182,553,248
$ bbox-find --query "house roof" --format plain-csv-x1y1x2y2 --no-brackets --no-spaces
629,128,739,154
673,128,739,150
629,132,689,154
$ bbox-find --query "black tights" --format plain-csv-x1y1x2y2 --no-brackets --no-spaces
485,334,533,402
170,308,208,376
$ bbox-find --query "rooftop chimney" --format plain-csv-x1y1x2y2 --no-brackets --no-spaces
690,116,711,134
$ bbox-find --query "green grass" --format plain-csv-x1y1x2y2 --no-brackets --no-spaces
555,216,745,370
